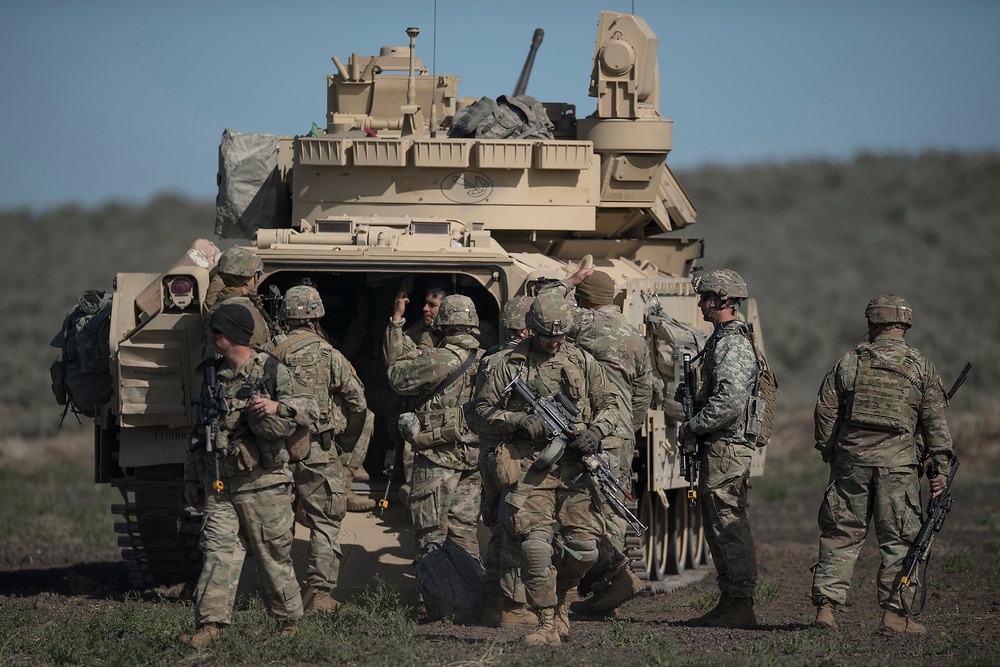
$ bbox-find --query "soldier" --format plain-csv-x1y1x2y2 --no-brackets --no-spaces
181,304,315,647
205,246,275,349
538,268,652,615
387,294,482,561
679,268,760,628
383,286,447,508
476,295,538,628
811,295,955,634
475,294,618,646
270,285,370,612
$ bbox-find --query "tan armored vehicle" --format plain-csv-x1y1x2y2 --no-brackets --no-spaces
91,11,766,590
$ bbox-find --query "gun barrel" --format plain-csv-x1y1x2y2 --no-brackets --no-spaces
513,28,544,96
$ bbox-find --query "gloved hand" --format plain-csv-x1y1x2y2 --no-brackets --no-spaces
678,421,697,453
673,384,688,404
570,428,601,455
517,413,547,440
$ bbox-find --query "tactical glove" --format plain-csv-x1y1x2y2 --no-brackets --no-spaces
517,413,547,440
677,421,698,454
570,428,602,455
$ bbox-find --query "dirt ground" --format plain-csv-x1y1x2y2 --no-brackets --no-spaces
1,432,998,666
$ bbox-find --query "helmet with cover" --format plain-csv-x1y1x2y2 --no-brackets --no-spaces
434,294,479,328
217,246,263,278
865,294,912,328
526,293,574,336
501,295,534,331
283,285,325,321
692,268,749,300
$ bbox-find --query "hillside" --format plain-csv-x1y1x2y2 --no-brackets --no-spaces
2,150,997,437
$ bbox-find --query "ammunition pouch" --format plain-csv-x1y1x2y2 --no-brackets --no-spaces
410,406,477,450
285,425,311,462
490,441,523,488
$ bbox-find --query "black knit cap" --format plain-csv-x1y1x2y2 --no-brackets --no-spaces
208,304,254,346
576,270,616,305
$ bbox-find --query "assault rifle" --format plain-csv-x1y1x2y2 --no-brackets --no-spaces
194,360,228,493
891,458,960,614
503,376,646,536
677,351,700,506
259,283,285,342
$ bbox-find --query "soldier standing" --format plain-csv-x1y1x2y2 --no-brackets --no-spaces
538,268,652,615
476,295,538,628
181,304,315,647
679,269,760,628
387,294,482,560
475,294,618,646
270,285,370,612
811,295,955,633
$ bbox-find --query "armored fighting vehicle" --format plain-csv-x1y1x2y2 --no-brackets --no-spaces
89,11,767,590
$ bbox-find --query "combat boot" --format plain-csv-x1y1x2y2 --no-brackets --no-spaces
572,568,644,615
306,587,340,612
688,593,733,625
499,598,540,628
880,609,926,634
480,590,504,627
704,596,758,629
351,466,370,483
813,599,837,629
180,622,221,648
554,593,571,639
345,468,376,512
524,608,561,647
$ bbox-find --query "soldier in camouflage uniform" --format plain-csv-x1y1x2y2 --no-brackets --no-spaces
387,294,482,561
679,268,760,628
538,268,653,615
181,304,317,647
475,294,618,646
383,287,447,508
475,295,538,628
270,285,370,612
811,295,954,634
204,246,276,350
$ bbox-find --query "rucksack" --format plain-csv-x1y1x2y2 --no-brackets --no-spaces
49,290,114,421
741,324,778,448
449,95,554,140
414,540,485,623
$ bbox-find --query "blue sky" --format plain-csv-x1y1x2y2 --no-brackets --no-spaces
2,0,998,212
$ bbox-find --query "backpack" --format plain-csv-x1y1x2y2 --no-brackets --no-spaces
740,324,778,447
449,95,554,140
49,290,114,421
414,540,485,623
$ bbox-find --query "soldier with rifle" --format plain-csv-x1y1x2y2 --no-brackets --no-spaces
811,295,956,634
678,268,761,628
204,246,280,349
474,293,618,646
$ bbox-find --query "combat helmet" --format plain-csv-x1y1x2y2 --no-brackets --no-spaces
435,294,479,328
865,294,912,328
283,285,325,321
526,293,574,336
692,268,749,300
501,295,534,331
217,246,263,278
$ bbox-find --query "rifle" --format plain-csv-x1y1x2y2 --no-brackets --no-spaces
259,284,285,342
891,458,960,615
194,361,228,493
377,435,397,515
946,362,971,400
503,375,646,536
677,351,700,506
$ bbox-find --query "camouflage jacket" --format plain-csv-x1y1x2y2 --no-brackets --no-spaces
689,319,757,444
271,326,368,465
205,288,273,351
539,280,653,439
382,318,434,366
469,338,520,448
184,350,317,490
387,332,480,471
474,338,618,463
814,332,953,474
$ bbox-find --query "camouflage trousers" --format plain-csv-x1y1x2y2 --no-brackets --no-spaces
504,457,605,609
409,455,482,562
699,438,757,598
195,480,303,627
589,438,633,580
479,444,527,604
291,451,347,592
811,463,923,611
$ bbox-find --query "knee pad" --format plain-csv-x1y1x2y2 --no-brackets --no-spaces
521,531,553,577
